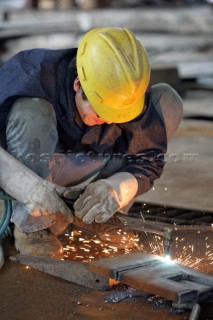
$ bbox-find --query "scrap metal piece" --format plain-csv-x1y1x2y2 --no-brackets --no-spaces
172,302,201,320
10,254,110,290
164,228,173,257
89,252,213,303
189,304,201,320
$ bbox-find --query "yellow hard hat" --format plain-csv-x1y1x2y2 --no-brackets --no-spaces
77,28,150,123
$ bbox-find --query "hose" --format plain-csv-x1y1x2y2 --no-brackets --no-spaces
0,191,13,237
0,191,13,269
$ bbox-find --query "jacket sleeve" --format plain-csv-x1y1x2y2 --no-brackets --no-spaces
114,88,167,197
118,149,165,196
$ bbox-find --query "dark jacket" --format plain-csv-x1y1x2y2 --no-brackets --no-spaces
0,48,167,195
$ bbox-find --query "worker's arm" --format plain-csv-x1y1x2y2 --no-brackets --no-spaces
0,146,73,222
118,149,165,196
74,131,166,224
74,150,164,224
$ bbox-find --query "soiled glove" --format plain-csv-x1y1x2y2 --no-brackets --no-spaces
74,172,138,224
24,180,73,223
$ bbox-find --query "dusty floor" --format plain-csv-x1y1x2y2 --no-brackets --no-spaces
2,228,213,320
1,235,213,320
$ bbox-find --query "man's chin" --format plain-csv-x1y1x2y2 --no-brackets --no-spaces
83,119,105,126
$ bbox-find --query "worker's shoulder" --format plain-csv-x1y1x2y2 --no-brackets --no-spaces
4,48,77,66
150,83,183,105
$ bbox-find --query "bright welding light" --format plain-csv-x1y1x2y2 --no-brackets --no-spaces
158,255,175,264
165,254,175,263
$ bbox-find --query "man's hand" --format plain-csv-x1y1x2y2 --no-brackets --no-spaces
24,181,73,223
74,180,119,223
74,172,138,224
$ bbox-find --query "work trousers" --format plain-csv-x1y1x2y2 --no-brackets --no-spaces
5,83,183,232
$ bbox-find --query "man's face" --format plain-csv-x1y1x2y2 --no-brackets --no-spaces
74,77,111,126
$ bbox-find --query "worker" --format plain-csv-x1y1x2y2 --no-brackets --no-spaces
0,28,183,259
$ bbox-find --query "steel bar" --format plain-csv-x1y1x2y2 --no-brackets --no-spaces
114,213,171,235
10,254,110,290
115,213,213,233
140,214,212,226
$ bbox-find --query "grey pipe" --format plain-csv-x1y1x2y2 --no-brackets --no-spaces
0,146,45,202
189,304,201,320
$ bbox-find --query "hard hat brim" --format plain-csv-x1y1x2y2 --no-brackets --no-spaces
89,93,145,123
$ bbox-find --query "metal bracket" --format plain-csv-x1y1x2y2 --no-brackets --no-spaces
89,252,213,304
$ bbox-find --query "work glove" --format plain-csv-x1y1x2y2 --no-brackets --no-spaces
0,147,73,223
23,180,74,222
74,172,138,224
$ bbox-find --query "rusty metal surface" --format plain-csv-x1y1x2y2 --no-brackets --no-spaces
10,254,110,291
89,252,213,303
